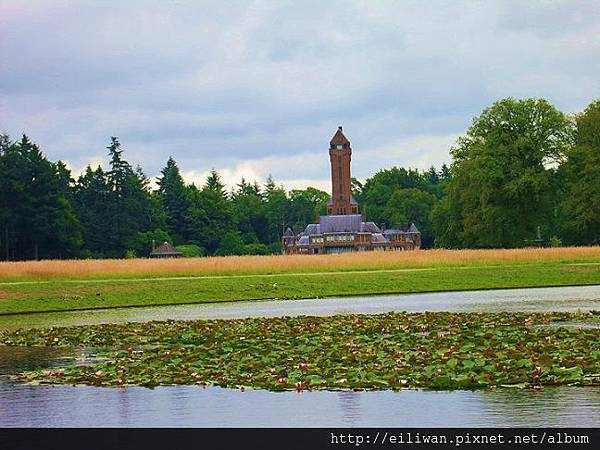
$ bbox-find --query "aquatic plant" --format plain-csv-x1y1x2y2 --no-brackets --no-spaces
2,311,599,391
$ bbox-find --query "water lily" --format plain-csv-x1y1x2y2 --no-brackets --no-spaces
4,311,597,391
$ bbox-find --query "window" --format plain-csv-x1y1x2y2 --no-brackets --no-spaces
336,144,343,149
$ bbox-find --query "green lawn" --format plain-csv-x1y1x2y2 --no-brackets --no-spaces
0,260,599,315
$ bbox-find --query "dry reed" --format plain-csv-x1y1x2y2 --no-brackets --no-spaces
0,246,598,281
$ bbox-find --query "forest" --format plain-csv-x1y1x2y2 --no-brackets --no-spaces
0,97,598,260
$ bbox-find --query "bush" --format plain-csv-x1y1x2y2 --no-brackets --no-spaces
268,241,282,254
549,236,563,247
215,231,245,256
176,244,205,258
124,250,137,259
243,243,270,255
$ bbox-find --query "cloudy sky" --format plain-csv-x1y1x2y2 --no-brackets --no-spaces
1,1,598,192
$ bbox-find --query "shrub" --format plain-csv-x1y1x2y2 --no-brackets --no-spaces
176,244,205,258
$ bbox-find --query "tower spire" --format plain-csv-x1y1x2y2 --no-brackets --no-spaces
327,126,358,215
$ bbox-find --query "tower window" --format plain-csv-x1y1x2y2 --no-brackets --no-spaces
336,144,343,149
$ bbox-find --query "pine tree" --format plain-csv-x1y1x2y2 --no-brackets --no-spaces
157,157,190,243
0,135,81,259
101,137,164,256
74,166,113,255
263,175,290,243
186,171,235,254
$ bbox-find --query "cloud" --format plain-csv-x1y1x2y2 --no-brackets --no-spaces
1,0,598,191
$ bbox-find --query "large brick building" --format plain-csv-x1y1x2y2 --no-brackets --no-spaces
283,127,421,255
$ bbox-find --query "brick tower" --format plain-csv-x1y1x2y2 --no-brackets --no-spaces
327,126,359,215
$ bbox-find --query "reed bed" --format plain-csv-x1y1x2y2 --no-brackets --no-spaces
0,246,598,281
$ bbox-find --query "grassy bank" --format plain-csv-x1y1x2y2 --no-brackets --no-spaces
0,255,599,315
3,311,599,390
1,247,599,282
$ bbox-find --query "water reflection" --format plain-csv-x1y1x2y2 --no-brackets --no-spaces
1,380,598,427
337,391,362,426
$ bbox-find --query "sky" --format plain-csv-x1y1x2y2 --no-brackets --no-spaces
1,1,599,192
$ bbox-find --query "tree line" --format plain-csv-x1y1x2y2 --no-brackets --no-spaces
0,97,598,260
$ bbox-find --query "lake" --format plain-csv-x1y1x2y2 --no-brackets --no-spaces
1,285,599,427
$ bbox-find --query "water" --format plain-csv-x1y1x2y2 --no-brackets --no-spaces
1,285,599,427
0,347,598,427
0,285,599,331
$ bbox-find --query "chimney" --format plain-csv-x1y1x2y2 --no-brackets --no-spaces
151,240,156,252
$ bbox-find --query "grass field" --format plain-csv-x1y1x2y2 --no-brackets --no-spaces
1,246,599,281
0,247,599,315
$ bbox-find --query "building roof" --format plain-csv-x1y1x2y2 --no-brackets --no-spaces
296,215,385,236
371,233,387,243
319,214,362,233
302,223,321,235
361,222,381,233
383,223,421,234
150,241,182,256
294,219,423,239
283,227,295,237
297,236,309,245
330,126,350,146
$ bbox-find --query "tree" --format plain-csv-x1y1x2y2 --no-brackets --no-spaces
351,177,363,203
215,230,245,256
383,188,437,248
74,166,113,256
559,99,600,244
157,157,190,244
436,98,572,248
288,187,329,229
360,167,442,224
76,137,165,257
186,171,235,254
232,178,268,244
0,135,82,259
263,175,290,243
129,229,172,257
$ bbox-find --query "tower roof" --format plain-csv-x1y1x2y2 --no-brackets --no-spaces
330,126,350,146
